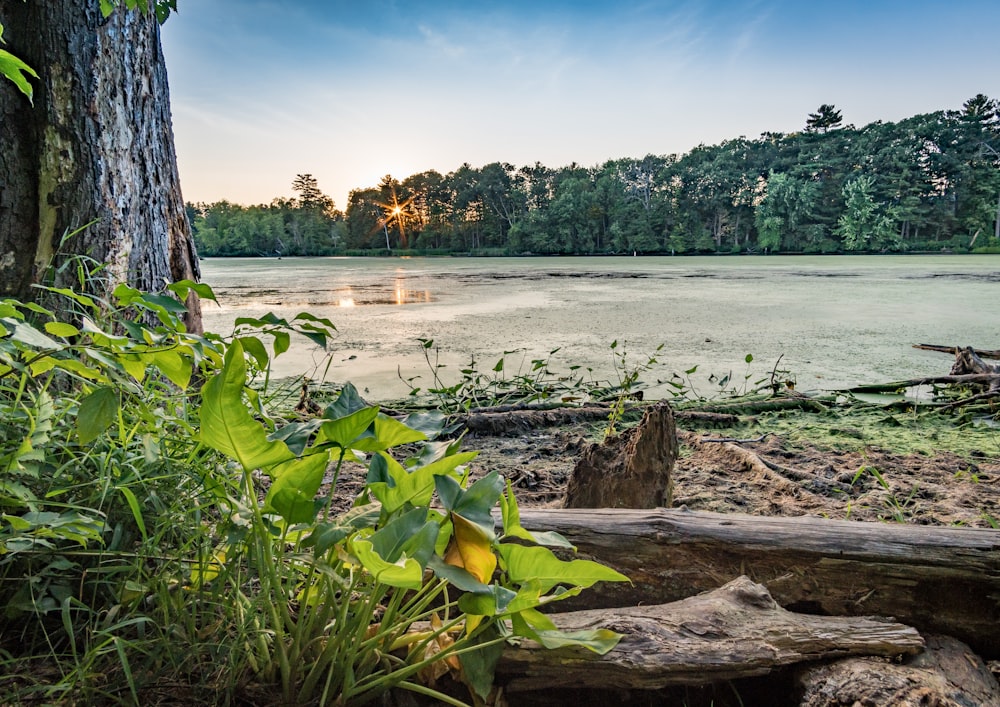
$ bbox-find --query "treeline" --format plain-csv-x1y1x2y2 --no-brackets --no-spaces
189,95,1000,257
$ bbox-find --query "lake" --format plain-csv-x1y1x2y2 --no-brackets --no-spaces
199,255,1000,401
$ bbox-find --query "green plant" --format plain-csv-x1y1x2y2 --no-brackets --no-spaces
198,342,627,704
0,283,627,705
602,340,663,437
850,457,919,523
403,339,596,413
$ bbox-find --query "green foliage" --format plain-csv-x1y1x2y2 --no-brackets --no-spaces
0,284,626,704
0,23,38,102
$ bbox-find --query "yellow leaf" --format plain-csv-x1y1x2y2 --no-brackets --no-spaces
444,513,496,585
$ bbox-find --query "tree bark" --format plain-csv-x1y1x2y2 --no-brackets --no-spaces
510,507,1000,659
496,576,923,693
794,634,1000,706
0,1,201,329
564,400,676,509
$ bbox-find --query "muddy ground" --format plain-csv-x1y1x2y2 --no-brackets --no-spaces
463,418,1000,527
331,401,1000,528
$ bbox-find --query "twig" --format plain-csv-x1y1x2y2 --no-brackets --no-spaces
699,433,772,444
939,391,1000,412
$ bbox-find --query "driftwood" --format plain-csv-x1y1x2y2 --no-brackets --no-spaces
951,346,1000,393
496,576,923,693
914,343,1000,360
848,373,1000,393
510,507,1000,659
795,634,1000,706
564,401,677,509
461,404,737,437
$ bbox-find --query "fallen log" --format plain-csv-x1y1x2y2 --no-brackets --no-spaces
496,576,923,693
795,634,1000,706
510,507,1000,659
914,343,1000,360
461,404,738,437
847,373,1000,393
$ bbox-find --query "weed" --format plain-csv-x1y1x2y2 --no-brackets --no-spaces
0,284,627,704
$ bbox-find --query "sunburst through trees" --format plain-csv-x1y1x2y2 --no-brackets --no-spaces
374,177,416,250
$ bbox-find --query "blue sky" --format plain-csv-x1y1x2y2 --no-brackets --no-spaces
161,0,1000,210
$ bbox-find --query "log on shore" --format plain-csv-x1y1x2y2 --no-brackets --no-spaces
461,404,739,437
913,343,1000,360
510,507,1000,659
795,634,1000,706
497,576,923,693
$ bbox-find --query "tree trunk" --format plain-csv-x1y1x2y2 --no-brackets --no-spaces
511,507,1000,659
564,400,676,509
0,1,201,330
496,576,923,693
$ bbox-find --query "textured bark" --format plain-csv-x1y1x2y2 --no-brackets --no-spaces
564,400,677,508
496,576,923,693
795,634,1000,706
0,1,201,329
510,507,1000,659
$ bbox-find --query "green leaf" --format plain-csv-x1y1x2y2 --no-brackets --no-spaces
44,322,80,338
500,480,573,549
199,341,294,471
237,336,270,369
323,382,370,420
116,486,147,543
457,623,506,701
399,410,446,439
317,406,379,448
167,279,217,304
366,450,478,513
273,331,290,356
149,349,192,389
349,535,423,590
3,319,60,349
370,507,439,567
512,608,622,654
77,387,118,444
0,48,38,103
305,505,381,555
263,453,330,524
498,544,629,594
436,471,504,528
354,414,427,451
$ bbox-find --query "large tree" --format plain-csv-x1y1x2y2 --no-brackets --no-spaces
0,0,201,329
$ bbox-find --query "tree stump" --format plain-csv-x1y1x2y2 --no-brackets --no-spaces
564,401,677,509
951,346,1000,392
795,634,1000,706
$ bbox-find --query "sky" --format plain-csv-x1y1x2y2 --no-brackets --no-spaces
160,0,1000,211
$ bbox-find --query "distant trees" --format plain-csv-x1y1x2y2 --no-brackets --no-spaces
190,175,344,256
190,96,1000,257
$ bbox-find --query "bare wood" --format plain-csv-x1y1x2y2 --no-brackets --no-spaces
564,401,676,509
496,576,923,692
510,507,1000,659
462,404,738,437
795,634,1000,706
849,373,1000,392
914,344,1000,360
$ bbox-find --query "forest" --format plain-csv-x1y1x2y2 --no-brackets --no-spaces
189,97,1000,257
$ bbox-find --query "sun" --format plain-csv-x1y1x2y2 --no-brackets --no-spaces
375,188,416,249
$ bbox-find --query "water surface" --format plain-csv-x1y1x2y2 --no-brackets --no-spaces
200,255,1000,400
